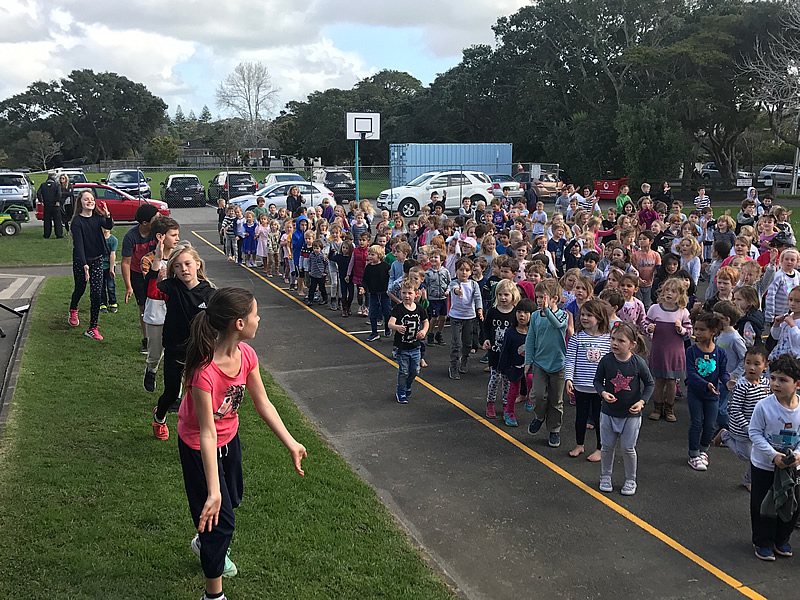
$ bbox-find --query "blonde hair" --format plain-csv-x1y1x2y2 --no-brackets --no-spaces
359,199,374,218
368,244,385,260
677,236,701,258
658,277,688,308
166,242,214,287
494,278,521,307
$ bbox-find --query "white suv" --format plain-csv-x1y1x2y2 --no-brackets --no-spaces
377,171,493,218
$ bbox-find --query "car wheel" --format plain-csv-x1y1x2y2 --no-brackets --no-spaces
470,194,485,205
2,221,21,236
246,205,257,214
398,198,419,219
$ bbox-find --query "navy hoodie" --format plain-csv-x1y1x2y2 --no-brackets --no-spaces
291,216,309,267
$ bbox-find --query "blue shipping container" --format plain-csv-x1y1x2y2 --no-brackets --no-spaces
389,143,513,188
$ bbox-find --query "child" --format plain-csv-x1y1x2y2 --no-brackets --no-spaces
361,245,392,341
581,251,602,283
531,201,547,236
306,240,329,307
234,205,245,264
737,199,756,234
388,278,430,403
677,236,702,284
389,242,411,299
733,285,765,348
686,312,729,471
694,186,711,210
497,298,537,426
645,278,693,422
424,248,451,346
615,184,631,213
291,216,309,297
490,199,507,233
335,238,355,316
152,244,215,440
599,288,624,327
266,219,281,278
704,241,732,301
713,301,747,430
255,214,270,274
594,320,653,495
773,205,794,237
216,198,226,244
300,230,315,298
617,274,647,331
280,220,296,289
459,196,475,220
346,232,370,316
632,231,661,310
769,286,800,360
482,279,519,418
747,353,800,560
565,299,611,461
327,225,344,311
479,234,498,270
471,257,490,352
547,224,567,276
564,274,593,323
703,265,738,312
100,226,118,313
765,248,800,340
447,258,483,379
715,346,770,490
221,206,238,262
700,206,715,263
637,197,658,232
141,217,180,393
525,279,569,448
713,214,736,250
178,288,306,600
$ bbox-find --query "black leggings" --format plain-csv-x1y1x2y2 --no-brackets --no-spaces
340,278,354,306
574,390,602,449
70,258,103,328
155,347,185,421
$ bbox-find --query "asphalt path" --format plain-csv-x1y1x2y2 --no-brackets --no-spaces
178,215,793,600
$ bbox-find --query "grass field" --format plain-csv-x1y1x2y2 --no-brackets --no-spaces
0,277,456,599
0,226,127,266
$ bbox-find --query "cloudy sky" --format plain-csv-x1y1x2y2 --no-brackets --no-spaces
0,0,528,119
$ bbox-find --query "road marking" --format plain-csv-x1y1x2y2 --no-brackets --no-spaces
191,230,769,600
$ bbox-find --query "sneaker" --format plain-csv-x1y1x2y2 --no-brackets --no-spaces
427,333,435,345
528,418,543,435
774,542,793,557
699,451,709,465
201,594,228,600
384,330,392,337
504,413,518,427
435,333,445,346
191,535,238,577
486,402,497,419
152,408,169,440
448,366,460,380
405,388,412,398
330,303,338,311
524,399,534,412
396,391,408,404
459,361,468,374
143,369,157,393
479,353,489,364
139,338,148,355
754,546,776,561
108,303,118,313
548,432,561,448
621,480,637,496
599,476,613,493
84,327,103,340
318,298,327,305
68,309,79,326
99,304,108,313
366,333,380,342
688,456,707,471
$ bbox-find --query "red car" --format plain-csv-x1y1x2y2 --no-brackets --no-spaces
36,182,170,222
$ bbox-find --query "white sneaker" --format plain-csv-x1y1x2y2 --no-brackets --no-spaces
191,535,238,577
620,480,637,496
699,451,709,465
688,456,707,471
599,475,613,493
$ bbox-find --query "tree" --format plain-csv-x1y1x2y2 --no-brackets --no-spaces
16,130,61,170
144,136,179,165
614,101,686,182
199,105,212,123
215,61,279,148
174,105,186,125
0,148,7,167
188,109,196,122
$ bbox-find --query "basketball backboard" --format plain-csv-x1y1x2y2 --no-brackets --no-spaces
346,112,380,140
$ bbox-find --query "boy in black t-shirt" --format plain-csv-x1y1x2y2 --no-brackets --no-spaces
388,278,429,404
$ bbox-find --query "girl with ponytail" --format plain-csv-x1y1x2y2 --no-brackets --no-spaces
178,287,307,600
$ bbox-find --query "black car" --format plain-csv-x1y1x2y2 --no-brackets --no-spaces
207,171,257,202
323,170,356,203
161,174,206,207
103,169,152,198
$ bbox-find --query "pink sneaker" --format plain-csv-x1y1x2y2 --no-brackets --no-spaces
486,402,497,419
84,327,103,340
68,309,79,326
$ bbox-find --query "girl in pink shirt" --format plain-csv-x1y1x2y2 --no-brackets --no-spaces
178,288,306,600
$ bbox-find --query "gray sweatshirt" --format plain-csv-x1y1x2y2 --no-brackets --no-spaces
447,279,482,319
749,394,800,471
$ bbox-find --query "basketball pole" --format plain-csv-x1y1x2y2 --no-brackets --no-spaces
355,137,360,205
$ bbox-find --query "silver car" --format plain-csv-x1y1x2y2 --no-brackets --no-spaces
758,164,800,187
0,171,35,211
488,174,524,199
229,181,336,214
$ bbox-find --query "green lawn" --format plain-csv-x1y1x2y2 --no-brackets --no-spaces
0,277,455,600
0,226,128,266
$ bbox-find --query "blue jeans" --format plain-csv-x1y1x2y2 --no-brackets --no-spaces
396,347,421,396
102,268,117,305
716,387,729,430
369,293,391,334
687,391,719,457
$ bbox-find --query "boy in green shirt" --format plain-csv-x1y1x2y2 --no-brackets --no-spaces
615,184,631,213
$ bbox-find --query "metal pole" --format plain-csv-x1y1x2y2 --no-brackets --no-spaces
355,138,360,205
792,110,800,196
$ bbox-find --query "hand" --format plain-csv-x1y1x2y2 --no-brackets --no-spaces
726,379,736,391
629,400,644,414
674,320,683,333
707,382,719,395
454,285,463,297
124,286,133,303
774,314,787,326
788,314,797,328
288,441,307,476
524,364,531,376
345,276,350,283
396,325,407,334
155,237,164,261
55,202,60,207
565,380,574,395
197,492,222,532
482,340,490,350
109,269,115,279
601,391,617,403
358,287,365,295
647,323,656,334
158,266,167,279
98,201,109,216
540,292,550,308
84,264,89,282
416,331,426,340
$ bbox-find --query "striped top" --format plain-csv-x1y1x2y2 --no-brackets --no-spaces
728,376,769,440
765,269,800,324
694,195,711,210
564,331,611,392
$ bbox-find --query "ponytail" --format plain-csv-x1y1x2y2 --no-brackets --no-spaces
182,311,217,389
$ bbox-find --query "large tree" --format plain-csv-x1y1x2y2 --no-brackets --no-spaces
215,62,279,149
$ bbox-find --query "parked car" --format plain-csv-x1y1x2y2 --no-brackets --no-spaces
102,169,152,198
228,181,336,214
376,170,493,218
207,171,257,202
513,170,569,199
37,182,169,222
54,168,88,185
758,164,800,187
259,172,306,188
161,174,206,207
0,170,35,211
700,162,755,180
320,169,356,203
488,174,524,199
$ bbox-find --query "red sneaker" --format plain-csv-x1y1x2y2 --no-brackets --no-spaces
486,402,497,419
68,309,79,326
152,408,169,440
84,327,103,340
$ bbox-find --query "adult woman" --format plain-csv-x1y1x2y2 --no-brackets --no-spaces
654,181,674,207
58,173,74,233
286,185,305,218
68,189,113,340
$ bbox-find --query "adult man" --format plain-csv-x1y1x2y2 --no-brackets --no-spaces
37,172,63,239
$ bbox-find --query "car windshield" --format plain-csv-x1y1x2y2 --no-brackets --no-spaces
405,174,436,187
229,174,254,185
491,175,511,182
276,174,303,182
108,172,139,184
326,172,353,183
472,173,490,184
68,174,87,183
171,177,199,187
0,175,25,186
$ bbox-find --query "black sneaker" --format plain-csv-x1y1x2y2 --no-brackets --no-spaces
139,338,148,355
427,333,434,345
459,360,468,374
108,303,118,313
548,432,561,448
448,366,460,380
435,333,445,346
143,369,157,393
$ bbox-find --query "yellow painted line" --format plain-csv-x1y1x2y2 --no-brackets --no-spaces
191,230,768,600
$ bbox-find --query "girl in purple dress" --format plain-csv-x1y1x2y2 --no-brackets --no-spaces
645,278,693,422
241,210,258,267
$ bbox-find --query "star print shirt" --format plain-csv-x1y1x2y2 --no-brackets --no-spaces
685,344,729,401
593,353,654,418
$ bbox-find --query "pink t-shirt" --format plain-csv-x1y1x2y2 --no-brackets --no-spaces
177,343,258,450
